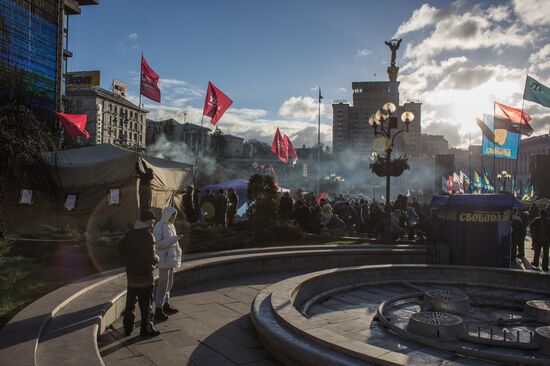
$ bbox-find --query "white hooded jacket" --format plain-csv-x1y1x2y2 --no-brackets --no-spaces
153,207,182,269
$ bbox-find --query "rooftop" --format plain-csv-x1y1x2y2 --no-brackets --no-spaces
67,87,145,112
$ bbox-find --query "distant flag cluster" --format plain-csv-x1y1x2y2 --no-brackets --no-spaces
271,128,298,164
440,170,496,194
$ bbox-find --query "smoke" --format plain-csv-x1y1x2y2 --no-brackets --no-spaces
145,134,217,175
314,148,436,199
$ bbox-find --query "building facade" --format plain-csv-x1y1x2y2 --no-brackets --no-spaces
65,83,147,149
146,119,211,154
422,134,449,156
332,45,422,158
0,0,98,121
223,134,245,158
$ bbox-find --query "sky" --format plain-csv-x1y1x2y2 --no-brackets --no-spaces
68,0,550,148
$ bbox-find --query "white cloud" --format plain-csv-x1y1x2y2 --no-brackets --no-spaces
279,96,325,121
401,6,534,63
395,4,441,36
391,1,550,147
528,44,550,72
128,33,139,41
513,0,550,26
356,48,373,57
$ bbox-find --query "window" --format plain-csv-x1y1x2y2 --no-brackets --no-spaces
64,194,78,211
107,188,121,206
18,189,34,205
114,106,118,113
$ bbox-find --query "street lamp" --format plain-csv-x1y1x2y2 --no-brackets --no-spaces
369,102,415,242
497,170,511,192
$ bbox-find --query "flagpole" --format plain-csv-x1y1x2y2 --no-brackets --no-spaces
493,101,497,193
138,52,143,139
513,75,527,191
193,114,205,186
468,130,472,186
317,87,321,196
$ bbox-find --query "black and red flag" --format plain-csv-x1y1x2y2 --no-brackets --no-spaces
140,55,161,102
55,112,90,138
203,81,233,125
494,102,533,136
271,128,288,164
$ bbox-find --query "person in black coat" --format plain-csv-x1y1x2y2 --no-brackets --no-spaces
511,209,526,259
119,210,160,337
530,209,550,271
278,192,294,221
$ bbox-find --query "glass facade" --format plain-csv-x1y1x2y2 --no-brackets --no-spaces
0,0,59,119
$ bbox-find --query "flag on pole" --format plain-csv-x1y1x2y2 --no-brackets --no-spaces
447,175,453,194
316,192,328,204
494,102,533,136
203,81,233,125
140,55,161,102
522,184,533,200
461,171,471,193
473,170,482,192
55,112,90,138
524,75,550,108
271,128,288,164
453,172,464,194
441,176,449,193
483,169,495,192
284,134,298,162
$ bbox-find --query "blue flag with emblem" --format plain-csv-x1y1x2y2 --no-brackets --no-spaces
524,75,550,109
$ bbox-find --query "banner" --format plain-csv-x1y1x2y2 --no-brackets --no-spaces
66,71,100,90
481,114,518,160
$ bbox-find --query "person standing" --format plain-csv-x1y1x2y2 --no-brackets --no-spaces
278,191,294,221
530,209,550,271
511,209,525,259
153,207,182,321
182,185,196,223
119,210,160,337
214,189,228,227
227,188,239,226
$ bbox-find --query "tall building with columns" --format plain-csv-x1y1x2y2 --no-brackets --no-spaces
332,40,422,158
146,118,211,154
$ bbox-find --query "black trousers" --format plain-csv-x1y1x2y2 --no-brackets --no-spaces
533,240,549,271
123,285,153,331
512,237,525,258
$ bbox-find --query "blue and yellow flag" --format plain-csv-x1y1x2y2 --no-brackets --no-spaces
522,185,533,200
473,170,482,192
461,171,471,193
482,169,495,192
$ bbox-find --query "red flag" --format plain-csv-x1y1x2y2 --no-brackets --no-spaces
268,164,278,187
494,102,533,136
203,81,233,125
447,176,453,194
316,192,327,204
140,55,161,102
55,112,89,138
284,134,298,161
271,128,288,164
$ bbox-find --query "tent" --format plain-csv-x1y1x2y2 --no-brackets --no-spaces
202,179,249,218
4,144,193,234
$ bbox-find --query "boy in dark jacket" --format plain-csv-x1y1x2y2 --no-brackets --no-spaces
119,210,160,337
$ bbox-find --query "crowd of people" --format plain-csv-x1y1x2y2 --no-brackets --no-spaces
180,185,239,227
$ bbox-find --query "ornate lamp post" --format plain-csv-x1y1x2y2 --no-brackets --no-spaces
369,102,415,242
497,170,511,192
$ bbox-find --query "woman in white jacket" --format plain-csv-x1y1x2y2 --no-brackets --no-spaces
153,206,182,321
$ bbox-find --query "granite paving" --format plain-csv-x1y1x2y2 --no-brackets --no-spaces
99,273,295,366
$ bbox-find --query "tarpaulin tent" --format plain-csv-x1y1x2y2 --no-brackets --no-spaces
202,179,249,218
430,193,517,268
4,144,193,234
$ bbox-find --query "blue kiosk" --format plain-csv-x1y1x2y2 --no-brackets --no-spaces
431,194,519,268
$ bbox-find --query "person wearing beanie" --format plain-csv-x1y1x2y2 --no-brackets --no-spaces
119,210,160,337
153,207,182,321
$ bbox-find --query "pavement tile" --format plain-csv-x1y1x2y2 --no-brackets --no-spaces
201,335,267,364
